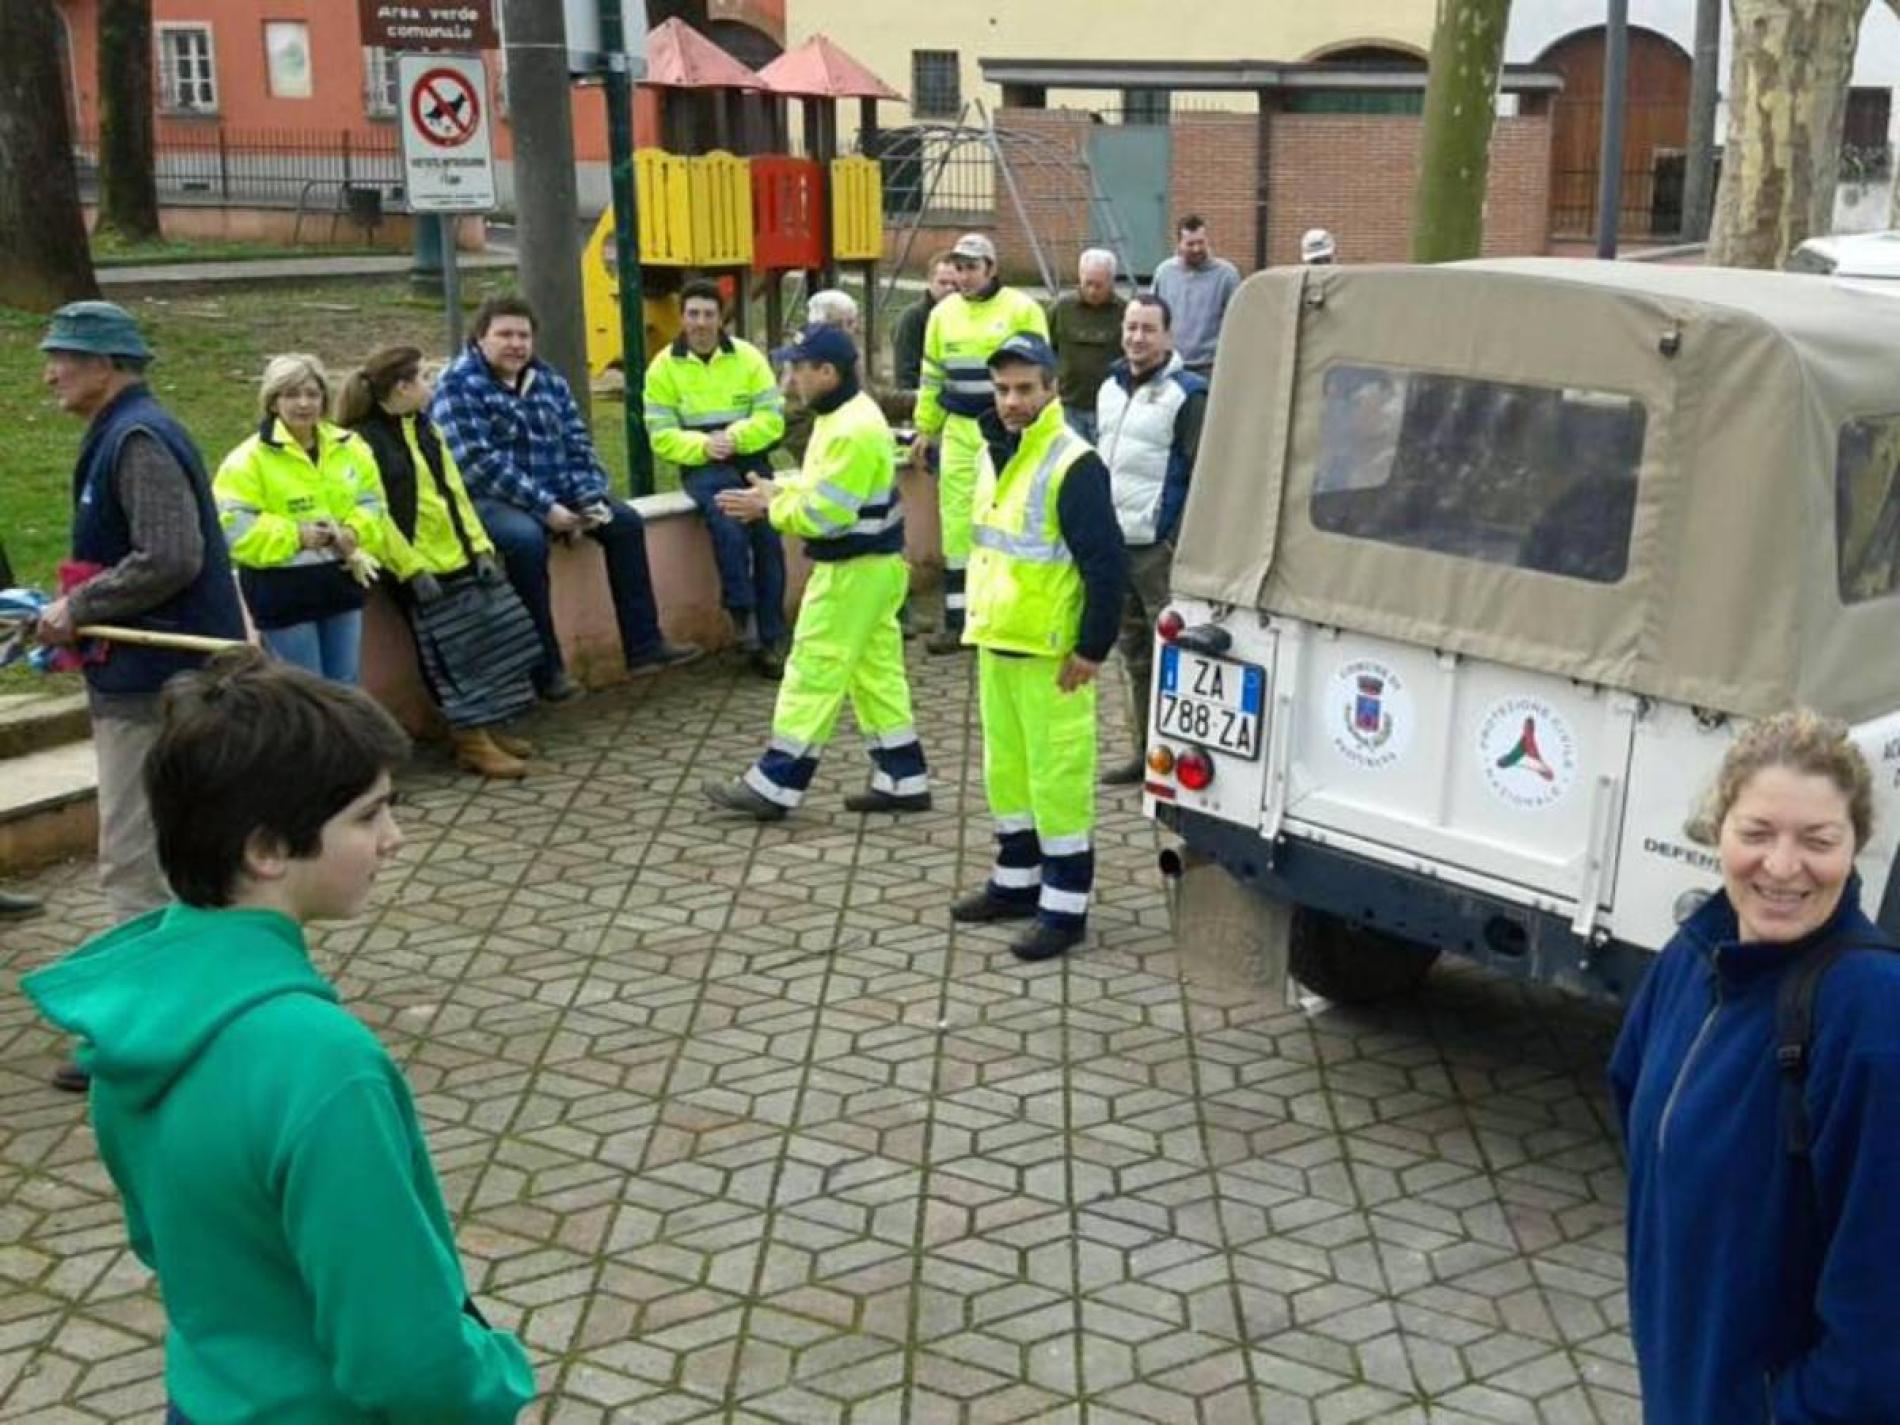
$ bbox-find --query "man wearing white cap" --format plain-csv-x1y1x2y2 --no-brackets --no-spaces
910,233,1048,653
1301,228,1337,265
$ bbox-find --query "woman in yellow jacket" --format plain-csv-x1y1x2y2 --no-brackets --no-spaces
214,354,386,684
337,346,542,779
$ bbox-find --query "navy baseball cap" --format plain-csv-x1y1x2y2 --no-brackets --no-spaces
985,332,1056,372
784,324,858,370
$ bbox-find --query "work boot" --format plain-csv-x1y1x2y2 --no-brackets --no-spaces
925,629,966,656
452,728,528,780
1100,757,1145,787
844,786,933,814
630,642,704,677
1011,922,1085,963
50,1059,89,1093
0,889,43,918
490,731,535,759
751,646,785,681
949,888,1038,923
702,776,788,822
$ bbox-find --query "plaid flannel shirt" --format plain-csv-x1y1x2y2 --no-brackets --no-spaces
429,347,609,517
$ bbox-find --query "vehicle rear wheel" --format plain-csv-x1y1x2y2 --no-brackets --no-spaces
1289,908,1441,1003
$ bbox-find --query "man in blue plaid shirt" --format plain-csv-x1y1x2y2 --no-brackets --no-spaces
433,295,699,700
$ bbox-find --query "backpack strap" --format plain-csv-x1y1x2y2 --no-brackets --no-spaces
1776,934,1897,1158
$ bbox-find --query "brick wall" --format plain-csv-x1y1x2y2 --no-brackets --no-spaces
1265,114,1552,267
879,107,1552,280
1168,113,1262,271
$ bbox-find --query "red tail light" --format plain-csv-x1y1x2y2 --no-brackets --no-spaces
1156,609,1185,643
1176,748,1214,791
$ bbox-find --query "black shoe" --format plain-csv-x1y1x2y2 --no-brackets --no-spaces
1100,758,1145,787
925,630,966,656
702,776,788,821
0,889,43,919
751,647,785,681
540,672,584,704
630,642,704,677
1011,922,1085,962
50,1060,90,1093
844,787,932,814
950,889,1038,923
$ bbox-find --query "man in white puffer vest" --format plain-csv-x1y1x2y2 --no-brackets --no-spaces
1093,292,1209,785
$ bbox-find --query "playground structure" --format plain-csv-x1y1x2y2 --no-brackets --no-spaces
581,24,891,381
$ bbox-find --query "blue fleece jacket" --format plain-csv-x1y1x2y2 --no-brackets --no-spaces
1609,881,1900,1423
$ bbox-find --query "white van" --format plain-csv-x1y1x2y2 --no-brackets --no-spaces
1148,260,1900,1001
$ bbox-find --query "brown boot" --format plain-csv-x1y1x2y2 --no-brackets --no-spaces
489,730,535,759
452,728,528,779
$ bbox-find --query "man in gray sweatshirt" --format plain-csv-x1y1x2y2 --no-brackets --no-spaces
1150,215,1240,379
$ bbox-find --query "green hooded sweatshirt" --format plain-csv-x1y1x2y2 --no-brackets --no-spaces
24,905,535,1423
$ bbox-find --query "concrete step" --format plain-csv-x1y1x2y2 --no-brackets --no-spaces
0,740,98,875
0,693,91,760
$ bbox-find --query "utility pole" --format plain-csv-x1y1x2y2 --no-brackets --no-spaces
1680,0,1721,241
599,0,654,497
1595,0,1631,258
500,0,590,415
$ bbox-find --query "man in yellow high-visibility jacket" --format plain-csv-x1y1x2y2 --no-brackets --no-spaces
911,233,1048,655
645,278,788,677
701,325,930,820
951,333,1127,962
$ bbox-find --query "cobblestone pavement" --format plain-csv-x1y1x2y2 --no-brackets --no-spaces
0,642,1638,1423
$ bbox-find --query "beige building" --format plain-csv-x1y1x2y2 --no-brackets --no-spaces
787,1,1436,135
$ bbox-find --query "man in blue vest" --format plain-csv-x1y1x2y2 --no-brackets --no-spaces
35,301,248,1089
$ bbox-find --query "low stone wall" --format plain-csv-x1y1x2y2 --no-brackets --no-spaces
360,466,945,735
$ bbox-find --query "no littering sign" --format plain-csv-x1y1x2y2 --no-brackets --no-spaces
397,53,496,212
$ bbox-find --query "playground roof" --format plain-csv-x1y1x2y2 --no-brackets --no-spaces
757,35,902,101
645,18,764,91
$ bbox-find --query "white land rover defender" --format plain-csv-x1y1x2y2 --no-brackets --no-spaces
1147,260,1900,1001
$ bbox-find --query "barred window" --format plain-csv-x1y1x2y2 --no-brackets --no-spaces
157,25,217,113
912,50,960,120
364,46,401,118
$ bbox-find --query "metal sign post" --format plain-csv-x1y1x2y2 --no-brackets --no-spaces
397,52,498,354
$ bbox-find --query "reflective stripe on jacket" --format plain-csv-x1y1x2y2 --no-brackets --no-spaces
213,419,387,571
966,402,1091,657
915,287,1049,433
643,334,785,468
770,389,904,562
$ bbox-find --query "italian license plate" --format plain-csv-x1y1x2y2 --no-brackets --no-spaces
1156,647,1265,759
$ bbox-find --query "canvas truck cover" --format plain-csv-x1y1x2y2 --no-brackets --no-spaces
1172,258,1900,723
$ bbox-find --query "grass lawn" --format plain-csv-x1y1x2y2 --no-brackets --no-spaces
1,270,675,596
90,233,390,267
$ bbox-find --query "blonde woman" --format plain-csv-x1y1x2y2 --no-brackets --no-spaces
1610,711,1900,1421
214,355,387,683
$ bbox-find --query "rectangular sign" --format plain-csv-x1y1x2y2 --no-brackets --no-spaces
397,53,497,213
359,1,498,53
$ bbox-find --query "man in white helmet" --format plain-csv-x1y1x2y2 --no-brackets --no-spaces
1300,229,1337,266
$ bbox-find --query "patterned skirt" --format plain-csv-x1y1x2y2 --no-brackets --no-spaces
411,575,541,730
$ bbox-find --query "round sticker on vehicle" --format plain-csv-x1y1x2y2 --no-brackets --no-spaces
1329,658,1413,770
1478,696,1579,808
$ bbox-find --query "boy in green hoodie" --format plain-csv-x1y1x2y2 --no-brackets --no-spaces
25,650,535,1424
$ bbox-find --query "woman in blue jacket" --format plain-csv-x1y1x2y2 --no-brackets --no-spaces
1611,710,1900,1422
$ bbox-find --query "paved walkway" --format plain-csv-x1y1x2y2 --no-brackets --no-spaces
0,645,1638,1423
96,250,518,290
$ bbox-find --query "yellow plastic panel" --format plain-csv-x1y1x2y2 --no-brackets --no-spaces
829,156,883,262
688,151,754,267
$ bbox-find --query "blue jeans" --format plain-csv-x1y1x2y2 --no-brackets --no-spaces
683,461,788,648
260,610,362,684
474,496,665,687
1062,404,1098,443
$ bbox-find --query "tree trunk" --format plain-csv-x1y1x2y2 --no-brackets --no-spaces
96,0,159,241
1681,0,1722,241
1708,0,1867,268
0,0,100,307
1412,0,1514,263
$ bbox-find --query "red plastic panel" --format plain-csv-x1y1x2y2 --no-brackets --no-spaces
750,156,825,271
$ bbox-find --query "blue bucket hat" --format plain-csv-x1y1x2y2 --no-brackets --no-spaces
39,301,153,361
